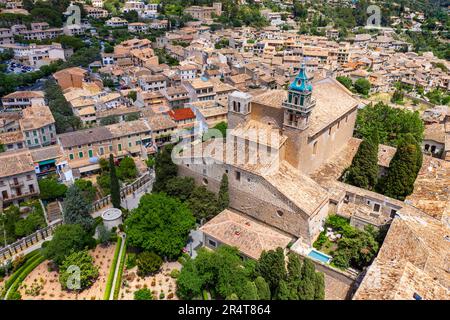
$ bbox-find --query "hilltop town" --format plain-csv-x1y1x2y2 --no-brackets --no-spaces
0,0,448,303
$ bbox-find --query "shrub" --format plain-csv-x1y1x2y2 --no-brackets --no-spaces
126,253,137,270
134,288,153,300
59,251,99,291
170,269,180,279
136,252,163,276
113,238,127,300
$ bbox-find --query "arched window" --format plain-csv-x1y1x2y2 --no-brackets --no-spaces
294,95,298,105
431,145,436,153
425,144,430,151
276,210,284,217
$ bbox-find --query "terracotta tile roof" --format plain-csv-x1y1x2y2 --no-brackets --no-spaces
200,209,293,260
168,108,195,121
0,150,35,177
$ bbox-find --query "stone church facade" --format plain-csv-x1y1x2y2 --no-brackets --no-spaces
177,64,360,246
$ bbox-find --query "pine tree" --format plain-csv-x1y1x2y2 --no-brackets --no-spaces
62,185,95,232
381,139,420,200
217,174,229,211
254,276,271,300
109,154,121,209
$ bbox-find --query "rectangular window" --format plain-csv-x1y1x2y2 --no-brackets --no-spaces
34,138,38,144
390,209,397,218
373,203,380,212
109,145,113,152
99,147,104,155
88,150,93,158
69,154,74,160
118,144,122,151
235,171,241,181
208,239,217,248
43,136,47,142
78,151,83,158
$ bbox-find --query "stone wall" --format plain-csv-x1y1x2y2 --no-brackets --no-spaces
178,162,314,242
297,107,358,175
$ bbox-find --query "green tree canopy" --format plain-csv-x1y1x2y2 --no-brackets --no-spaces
344,133,379,190
74,179,97,203
43,224,95,265
354,78,371,96
379,137,421,200
59,250,99,291
355,102,424,147
62,185,95,232
136,251,163,276
165,176,195,202
134,288,153,300
125,193,195,259
256,248,287,296
38,177,67,201
117,157,138,182
186,186,220,221
217,173,229,211
153,144,178,193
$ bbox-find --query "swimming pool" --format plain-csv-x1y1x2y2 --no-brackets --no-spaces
307,249,332,264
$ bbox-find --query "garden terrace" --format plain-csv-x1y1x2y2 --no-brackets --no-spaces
18,244,117,300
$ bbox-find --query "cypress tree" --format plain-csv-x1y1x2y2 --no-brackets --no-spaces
109,154,121,209
298,258,317,300
240,281,259,300
254,276,271,300
314,272,325,300
217,173,229,211
345,132,379,190
381,138,420,200
276,280,291,300
287,252,302,282
256,248,287,296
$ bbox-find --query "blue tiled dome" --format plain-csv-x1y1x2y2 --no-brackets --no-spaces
289,64,312,92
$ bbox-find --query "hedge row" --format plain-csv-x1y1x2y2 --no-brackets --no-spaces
6,254,45,300
113,237,127,300
103,237,122,300
1,250,41,298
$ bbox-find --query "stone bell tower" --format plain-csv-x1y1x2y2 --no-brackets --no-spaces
227,91,253,130
282,64,316,169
